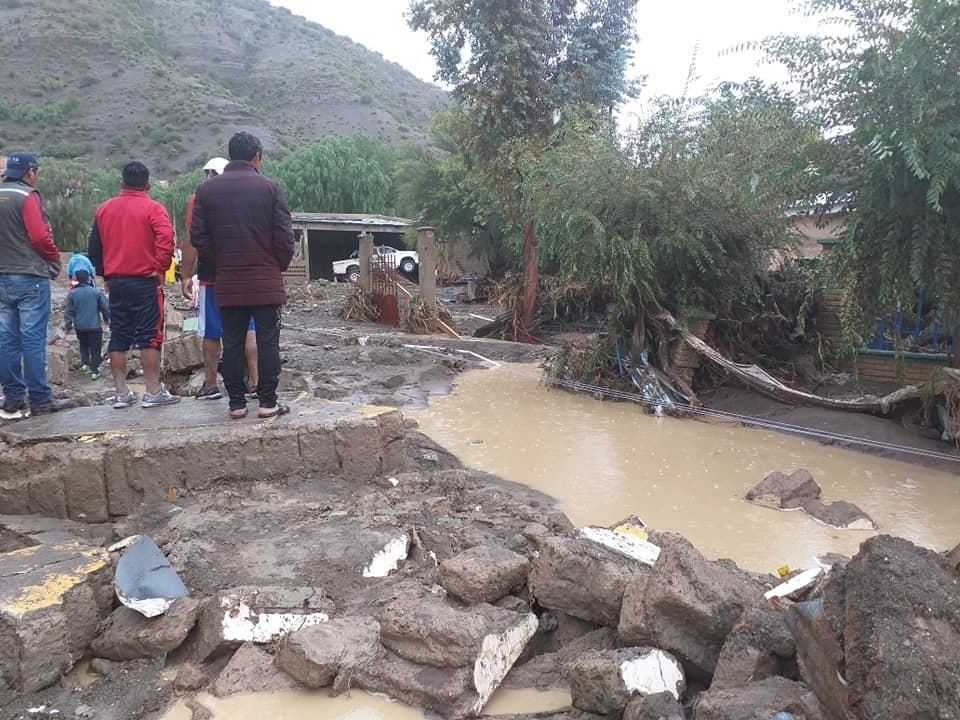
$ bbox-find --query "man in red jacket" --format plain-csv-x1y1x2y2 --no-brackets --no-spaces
89,161,180,409
190,132,295,419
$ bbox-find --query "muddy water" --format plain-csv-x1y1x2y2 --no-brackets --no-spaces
411,364,960,573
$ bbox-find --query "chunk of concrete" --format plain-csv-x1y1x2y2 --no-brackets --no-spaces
565,648,685,716
624,692,685,720
440,544,530,604
746,469,820,509
826,535,960,720
276,616,381,689
173,661,209,691
619,537,763,681
528,534,652,627
505,627,618,691
711,604,797,690
691,676,816,720
353,649,476,718
213,642,300,697
196,586,331,661
362,533,409,578
0,540,111,692
91,597,200,661
764,567,823,601
799,499,876,530
161,332,203,373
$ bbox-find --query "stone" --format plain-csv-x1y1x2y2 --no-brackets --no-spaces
195,586,331,662
711,604,797,689
88,657,118,676
161,332,203,373
745,469,821,509
439,544,530,604
691,676,814,720
565,648,686,716
799,499,876,530
91,598,200,661
505,627,618,691
46,343,73,386
624,692,686,720
0,540,111,692
276,617,381,689
174,661,209,691
213,643,299,697
618,537,763,681
528,534,652,627
827,535,960,719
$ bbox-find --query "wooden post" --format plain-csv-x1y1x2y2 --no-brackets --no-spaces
358,231,374,293
300,226,311,281
417,226,437,306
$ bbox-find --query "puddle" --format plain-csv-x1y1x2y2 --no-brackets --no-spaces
411,363,960,574
162,688,570,719
65,660,97,689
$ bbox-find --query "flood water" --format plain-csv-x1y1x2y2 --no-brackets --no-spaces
162,363,959,719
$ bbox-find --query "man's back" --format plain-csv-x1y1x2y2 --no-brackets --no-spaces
94,189,174,278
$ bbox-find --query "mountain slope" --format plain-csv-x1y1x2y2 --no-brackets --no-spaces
0,0,446,176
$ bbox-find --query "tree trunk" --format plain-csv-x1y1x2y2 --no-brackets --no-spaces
519,217,539,333
953,327,960,369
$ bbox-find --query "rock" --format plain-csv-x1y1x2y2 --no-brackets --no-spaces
528,534,652,627
0,539,111,692
827,535,960,719
692,676,813,719
799,499,876,530
161,333,203,373
46,343,74,386
565,648,685,716
213,643,299,697
746,469,820,509
624,692,685,720
505,627,618,691
495,595,530,614
619,537,763,681
195,586,331,661
174,662,209,691
275,617,381,689
88,657,118,676
439,544,530,604
91,598,200,661
378,595,535,670
528,610,601,657
711,604,796,689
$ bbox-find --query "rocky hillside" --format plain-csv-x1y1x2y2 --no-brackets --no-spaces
0,0,446,176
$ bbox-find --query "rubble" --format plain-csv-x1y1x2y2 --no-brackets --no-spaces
624,692,685,720
275,616,381,689
439,543,530,604
212,642,299,697
114,534,188,617
711,604,797,689
746,469,821,509
90,598,200,661
564,647,685,715
691,676,823,720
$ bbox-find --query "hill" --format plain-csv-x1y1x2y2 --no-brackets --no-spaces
0,0,447,177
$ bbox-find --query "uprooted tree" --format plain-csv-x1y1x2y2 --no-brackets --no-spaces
407,0,640,336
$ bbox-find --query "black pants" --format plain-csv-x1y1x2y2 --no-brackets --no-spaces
221,305,282,411
76,329,102,371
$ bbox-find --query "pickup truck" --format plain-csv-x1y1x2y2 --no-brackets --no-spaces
331,246,419,282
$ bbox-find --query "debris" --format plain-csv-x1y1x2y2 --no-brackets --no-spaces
276,616,381,690
565,647,686,715
798,499,876,531
764,568,823,601
578,525,661,567
114,535,188,618
173,662,209,692
91,598,200,661
746,470,821,510
712,604,797,690
691,676,823,720
624,692,685,720
212,642,299,697
439,544,531,604
363,534,410,578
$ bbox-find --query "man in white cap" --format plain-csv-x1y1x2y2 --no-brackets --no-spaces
180,158,257,399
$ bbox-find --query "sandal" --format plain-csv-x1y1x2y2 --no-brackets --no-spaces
229,407,248,420
258,404,290,419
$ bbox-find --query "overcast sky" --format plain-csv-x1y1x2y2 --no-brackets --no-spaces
269,0,819,121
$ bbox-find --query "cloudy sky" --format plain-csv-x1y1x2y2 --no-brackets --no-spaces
269,0,820,120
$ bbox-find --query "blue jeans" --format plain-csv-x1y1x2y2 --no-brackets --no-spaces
0,274,53,405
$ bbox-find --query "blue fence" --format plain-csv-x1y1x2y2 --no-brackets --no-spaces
867,289,955,356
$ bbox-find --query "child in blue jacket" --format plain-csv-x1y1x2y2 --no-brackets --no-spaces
64,270,110,379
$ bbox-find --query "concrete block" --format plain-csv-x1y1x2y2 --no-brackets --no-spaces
691,676,813,720
565,647,686,715
276,616,381,689
213,642,299,697
103,446,133,517
62,448,108,522
0,541,110,692
624,692,686,720
196,586,331,661
91,598,200,660
746,469,821,509
46,343,72,386
363,533,410,578
440,544,530,604
298,421,338,475
335,416,382,480
161,333,203,373
711,604,796,690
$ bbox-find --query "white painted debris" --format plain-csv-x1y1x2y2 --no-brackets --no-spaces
764,567,823,601
388,477,400,487
115,535,188,618
218,596,329,644
107,535,141,553
579,526,661,567
363,534,410,578
472,612,539,713
620,649,686,699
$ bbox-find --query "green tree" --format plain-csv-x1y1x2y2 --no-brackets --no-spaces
408,0,640,331
769,0,960,355
37,161,118,252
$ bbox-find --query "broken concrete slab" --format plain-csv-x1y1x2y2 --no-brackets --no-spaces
619,537,763,681
505,627,618,691
746,469,821,509
362,533,410,578
90,598,200,661
213,642,300,697
275,616,381,689
624,692,685,720
195,586,332,661
173,661,209,692
528,534,652,627
799,498,876,530
764,567,823,601
0,540,111,692
161,332,203,373
691,676,821,720
711,604,797,690
782,599,851,720
827,535,960,719
565,648,685,716
439,544,530,604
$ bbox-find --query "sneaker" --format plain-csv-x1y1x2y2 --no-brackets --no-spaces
31,398,75,415
0,399,29,420
78,364,90,373
89,373,101,381
142,384,181,408
113,391,138,409
195,384,223,400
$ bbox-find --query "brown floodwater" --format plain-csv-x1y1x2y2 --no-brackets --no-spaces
161,363,959,719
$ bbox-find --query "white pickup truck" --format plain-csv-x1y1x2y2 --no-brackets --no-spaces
331,246,420,282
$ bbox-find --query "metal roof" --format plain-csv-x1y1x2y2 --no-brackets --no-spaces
290,213,412,230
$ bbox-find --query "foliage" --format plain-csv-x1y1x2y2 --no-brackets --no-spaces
36,161,117,252
768,0,960,346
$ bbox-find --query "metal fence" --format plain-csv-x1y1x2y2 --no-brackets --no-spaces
370,254,400,327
